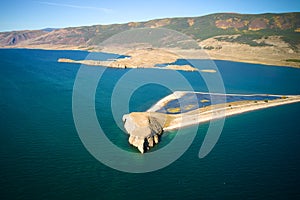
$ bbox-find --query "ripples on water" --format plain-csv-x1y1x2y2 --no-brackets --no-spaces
0,49,299,199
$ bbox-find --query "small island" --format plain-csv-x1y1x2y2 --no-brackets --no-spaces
123,91,300,153
58,48,198,71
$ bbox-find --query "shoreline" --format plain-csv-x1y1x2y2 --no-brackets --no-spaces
1,46,300,69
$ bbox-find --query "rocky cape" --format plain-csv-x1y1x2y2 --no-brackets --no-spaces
122,92,300,153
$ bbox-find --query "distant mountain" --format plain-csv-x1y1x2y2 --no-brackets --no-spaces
1,12,299,67
0,30,47,46
1,12,299,48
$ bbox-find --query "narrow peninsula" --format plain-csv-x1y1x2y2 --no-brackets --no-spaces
123,91,300,153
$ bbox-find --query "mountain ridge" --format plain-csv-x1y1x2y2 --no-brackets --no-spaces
1,12,299,67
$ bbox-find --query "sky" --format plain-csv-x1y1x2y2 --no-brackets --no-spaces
0,0,299,32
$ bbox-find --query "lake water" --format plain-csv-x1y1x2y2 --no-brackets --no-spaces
0,49,300,199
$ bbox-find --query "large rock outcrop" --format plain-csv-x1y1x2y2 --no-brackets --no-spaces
122,112,166,153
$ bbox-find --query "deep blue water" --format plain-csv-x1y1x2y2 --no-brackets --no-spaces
0,49,300,199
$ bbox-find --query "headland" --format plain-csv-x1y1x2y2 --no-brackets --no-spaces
123,91,300,153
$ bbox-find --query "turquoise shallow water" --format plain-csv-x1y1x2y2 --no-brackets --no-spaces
156,92,281,114
0,49,300,199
